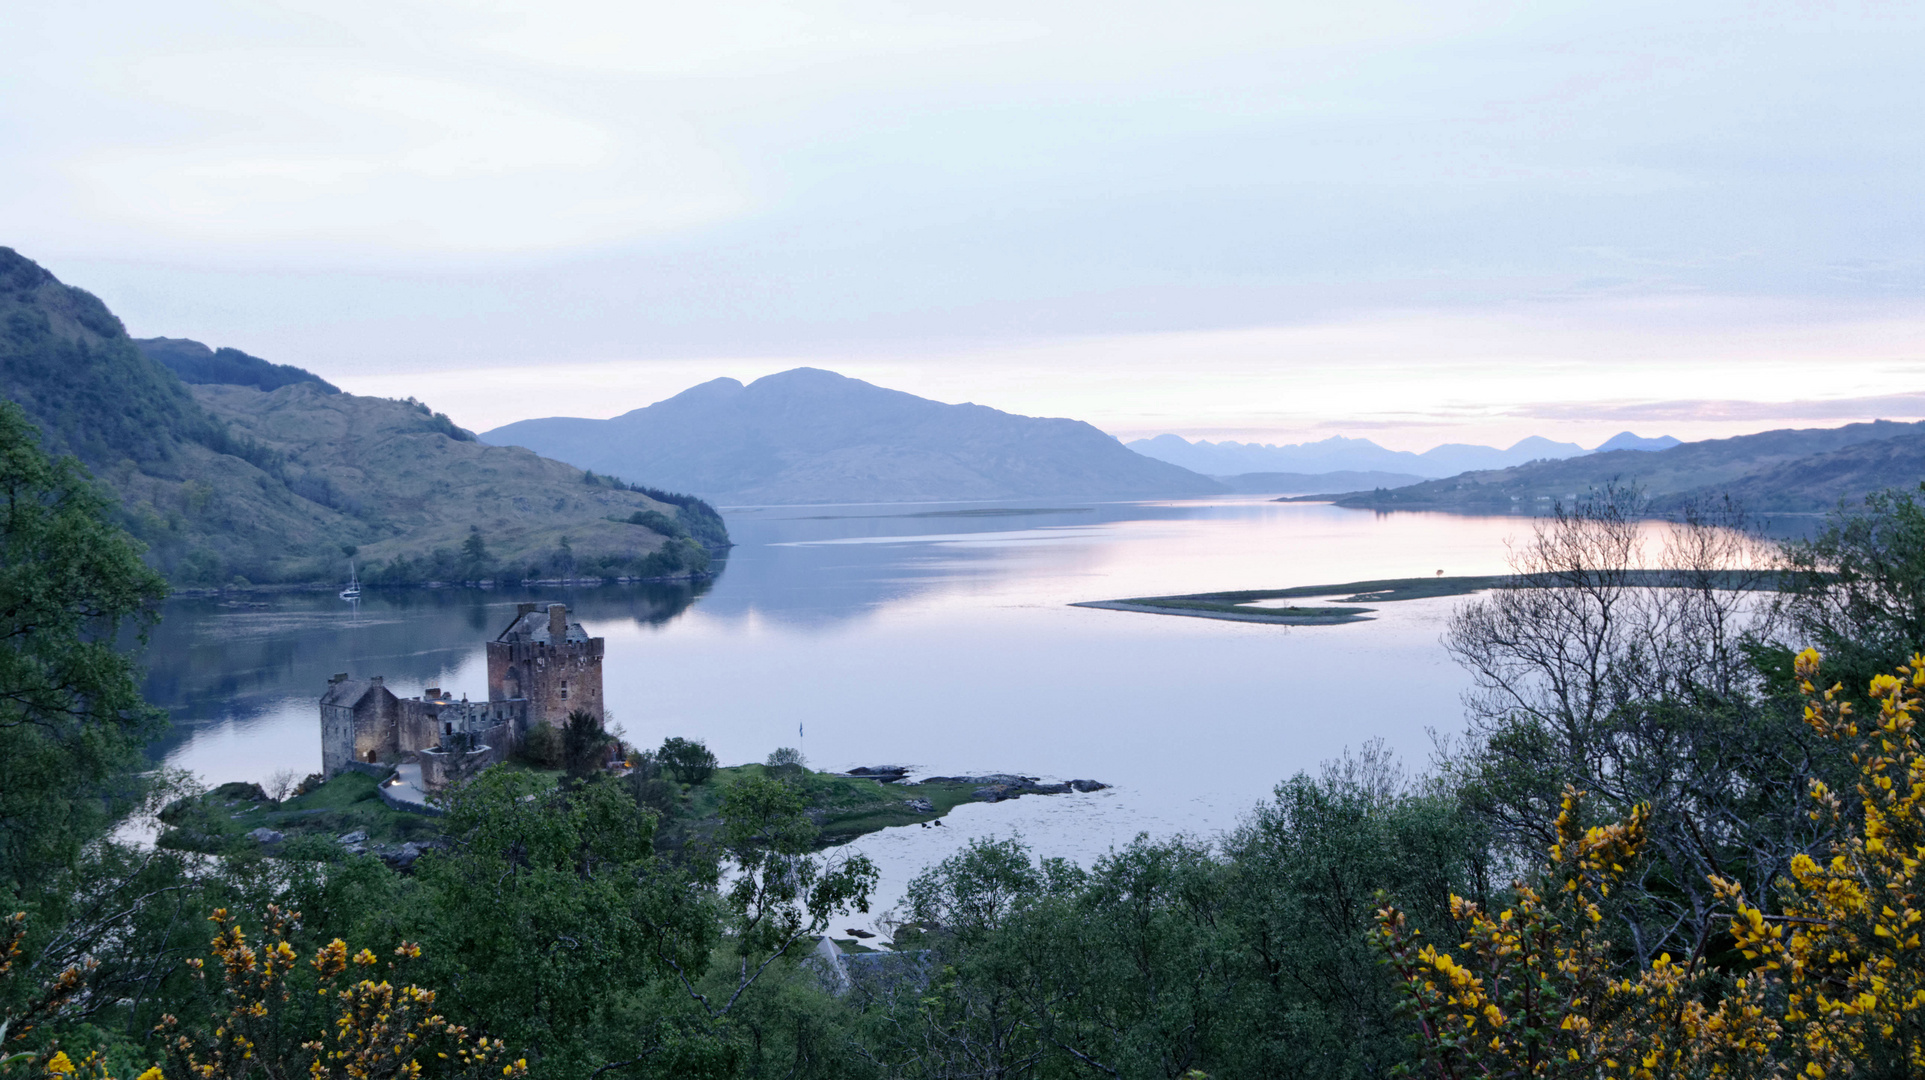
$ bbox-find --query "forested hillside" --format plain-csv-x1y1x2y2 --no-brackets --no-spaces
136,336,341,393
0,247,721,586
1315,418,1925,513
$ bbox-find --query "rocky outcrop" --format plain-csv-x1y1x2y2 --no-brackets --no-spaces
920,775,1110,803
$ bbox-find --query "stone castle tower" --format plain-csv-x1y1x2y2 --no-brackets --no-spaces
487,602,605,723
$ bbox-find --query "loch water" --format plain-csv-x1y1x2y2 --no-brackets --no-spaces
143,497,1531,923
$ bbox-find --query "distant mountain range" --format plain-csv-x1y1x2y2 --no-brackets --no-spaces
0,247,715,586
1311,420,1925,515
1129,431,1680,478
1214,471,1429,495
483,369,1225,505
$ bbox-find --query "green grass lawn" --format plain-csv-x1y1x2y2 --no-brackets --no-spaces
158,773,443,856
680,764,982,847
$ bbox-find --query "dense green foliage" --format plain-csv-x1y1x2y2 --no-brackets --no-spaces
0,401,168,892
660,737,720,785
857,766,1490,1080
596,472,731,550
1776,482,1925,697
0,249,217,470
133,337,340,394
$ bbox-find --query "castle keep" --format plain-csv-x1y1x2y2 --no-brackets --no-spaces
319,602,604,783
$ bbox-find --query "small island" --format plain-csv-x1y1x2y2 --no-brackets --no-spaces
1072,575,1519,625
159,763,1110,866
1076,570,1781,626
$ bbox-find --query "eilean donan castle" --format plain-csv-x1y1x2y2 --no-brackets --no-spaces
320,602,604,783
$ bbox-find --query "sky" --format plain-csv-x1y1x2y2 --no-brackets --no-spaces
3,0,1922,450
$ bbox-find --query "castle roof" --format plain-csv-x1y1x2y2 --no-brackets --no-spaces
320,677,393,709
494,604,591,646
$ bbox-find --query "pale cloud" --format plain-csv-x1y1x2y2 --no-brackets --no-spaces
341,296,1925,451
61,53,744,252
1511,394,1925,424
5,0,1924,450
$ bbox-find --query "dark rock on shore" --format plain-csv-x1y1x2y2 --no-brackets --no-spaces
848,765,910,783
923,775,1109,803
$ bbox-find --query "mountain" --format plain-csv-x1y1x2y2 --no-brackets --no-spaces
1214,470,1428,495
483,368,1226,505
136,336,340,393
1127,433,1594,478
0,247,717,586
1310,420,1925,514
1595,431,1682,452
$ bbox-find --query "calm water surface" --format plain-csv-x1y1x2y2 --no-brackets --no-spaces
143,497,1530,923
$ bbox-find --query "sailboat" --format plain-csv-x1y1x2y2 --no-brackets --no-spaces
340,561,361,602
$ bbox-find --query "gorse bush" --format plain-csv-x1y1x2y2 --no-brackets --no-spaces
157,906,525,1080
1376,649,1925,1080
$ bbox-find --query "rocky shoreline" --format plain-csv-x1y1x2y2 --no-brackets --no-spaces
842,767,1110,804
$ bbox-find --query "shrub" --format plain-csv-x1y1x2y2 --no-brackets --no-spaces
659,737,716,785
562,709,607,781
519,723,563,769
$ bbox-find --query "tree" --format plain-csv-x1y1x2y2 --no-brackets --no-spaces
1775,482,1925,697
459,526,489,583
0,401,168,893
562,708,607,782
692,777,877,1019
658,737,717,785
1440,485,1820,960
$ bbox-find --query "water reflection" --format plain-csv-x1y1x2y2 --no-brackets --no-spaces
140,496,1535,919
141,580,710,772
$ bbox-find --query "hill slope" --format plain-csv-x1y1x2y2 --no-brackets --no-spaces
1311,420,1925,514
0,247,718,586
136,336,340,393
484,368,1225,504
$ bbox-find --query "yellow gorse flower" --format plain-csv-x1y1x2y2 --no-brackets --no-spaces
1380,650,1925,1077
153,906,528,1080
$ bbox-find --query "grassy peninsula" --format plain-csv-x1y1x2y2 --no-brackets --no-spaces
157,760,1052,860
